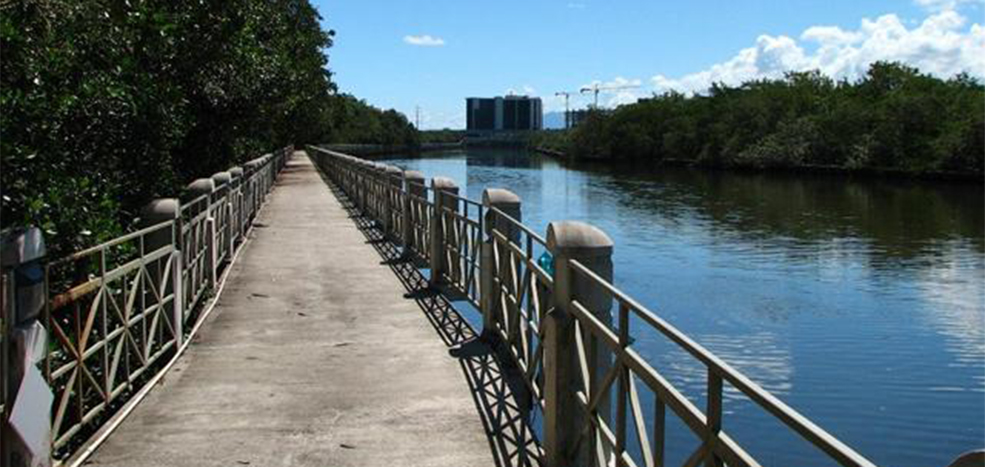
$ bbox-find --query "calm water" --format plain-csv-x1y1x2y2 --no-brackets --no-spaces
380,148,984,467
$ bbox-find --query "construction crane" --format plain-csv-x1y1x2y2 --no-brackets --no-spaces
554,91,575,129
580,82,641,108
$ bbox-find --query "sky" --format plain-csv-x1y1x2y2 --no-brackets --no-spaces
312,0,985,129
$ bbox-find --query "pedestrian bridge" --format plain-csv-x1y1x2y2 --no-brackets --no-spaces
1,148,978,467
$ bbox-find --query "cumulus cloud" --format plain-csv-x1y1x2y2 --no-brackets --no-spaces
403,34,445,47
650,9,985,94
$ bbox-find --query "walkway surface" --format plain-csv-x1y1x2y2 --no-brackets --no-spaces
88,153,498,466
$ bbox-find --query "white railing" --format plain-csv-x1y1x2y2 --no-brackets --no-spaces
307,145,886,467
0,147,293,464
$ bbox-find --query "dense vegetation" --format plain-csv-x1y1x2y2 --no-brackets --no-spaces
535,63,984,177
326,93,419,148
420,129,466,144
1,0,416,257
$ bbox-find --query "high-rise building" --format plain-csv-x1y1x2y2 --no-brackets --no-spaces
466,96,542,132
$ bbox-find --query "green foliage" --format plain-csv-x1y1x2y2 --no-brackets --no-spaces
326,94,419,149
2,0,413,258
419,129,466,144
528,129,571,153
558,63,984,176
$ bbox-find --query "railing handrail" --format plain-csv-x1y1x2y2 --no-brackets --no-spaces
306,144,881,467
568,258,878,467
24,145,295,463
48,220,176,266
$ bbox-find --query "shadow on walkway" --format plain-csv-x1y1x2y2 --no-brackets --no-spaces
319,171,543,467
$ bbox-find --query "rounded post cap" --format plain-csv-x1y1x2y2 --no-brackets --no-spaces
187,178,215,195
432,176,458,192
404,170,425,182
141,198,181,223
547,221,613,257
482,188,521,208
211,171,232,186
229,167,244,179
385,165,403,176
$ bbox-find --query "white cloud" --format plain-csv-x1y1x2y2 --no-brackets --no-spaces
581,77,643,89
914,0,982,12
650,9,985,94
504,85,538,97
403,34,445,47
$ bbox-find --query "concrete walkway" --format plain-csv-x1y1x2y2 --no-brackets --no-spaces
88,153,497,466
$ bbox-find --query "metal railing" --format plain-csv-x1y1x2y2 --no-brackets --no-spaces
564,259,877,467
406,181,433,262
180,194,211,319
437,192,484,307
0,147,294,464
45,221,181,453
487,207,553,409
306,145,882,467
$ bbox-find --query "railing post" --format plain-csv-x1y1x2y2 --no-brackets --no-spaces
429,177,459,288
141,199,183,347
188,179,216,290
402,171,425,258
358,160,372,215
370,163,385,224
384,165,403,240
242,162,252,220
229,167,243,243
0,227,50,467
480,188,521,339
543,221,614,467
211,172,233,263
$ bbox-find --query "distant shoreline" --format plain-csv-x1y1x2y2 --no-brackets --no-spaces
534,145,984,183
320,142,463,156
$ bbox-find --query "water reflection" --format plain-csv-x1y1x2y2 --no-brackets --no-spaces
380,148,985,467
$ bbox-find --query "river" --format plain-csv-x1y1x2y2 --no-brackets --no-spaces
378,147,984,467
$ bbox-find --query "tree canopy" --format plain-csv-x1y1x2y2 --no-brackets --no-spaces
540,63,983,177
1,0,415,257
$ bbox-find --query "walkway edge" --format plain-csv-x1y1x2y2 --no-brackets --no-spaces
60,187,277,467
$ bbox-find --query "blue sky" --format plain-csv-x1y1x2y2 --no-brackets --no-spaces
312,0,984,129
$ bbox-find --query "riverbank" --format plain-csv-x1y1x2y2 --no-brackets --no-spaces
533,145,984,183
530,64,984,182
320,142,463,156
